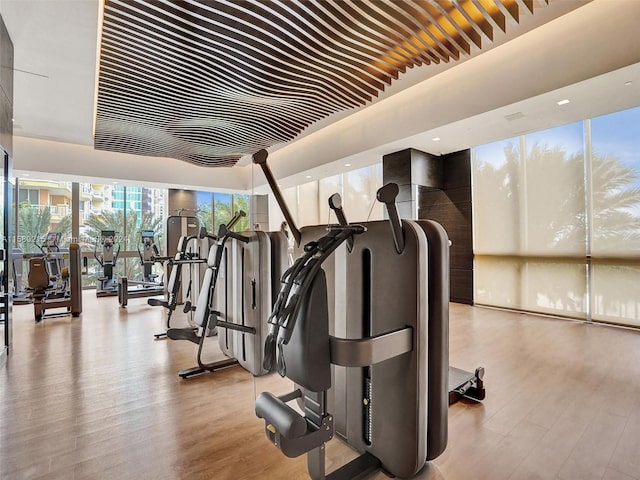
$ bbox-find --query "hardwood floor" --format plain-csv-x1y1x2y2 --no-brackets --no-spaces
1,293,640,479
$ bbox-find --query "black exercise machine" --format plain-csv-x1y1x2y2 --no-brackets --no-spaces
117,230,165,307
166,211,250,378
148,233,206,339
374,184,486,405
26,243,82,323
166,209,288,379
252,149,484,479
94,230,120,297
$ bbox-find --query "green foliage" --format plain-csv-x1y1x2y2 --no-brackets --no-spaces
196,202,214,234
233,194,250,232
17,202,74,254
213,198,232,233
81,209,164,284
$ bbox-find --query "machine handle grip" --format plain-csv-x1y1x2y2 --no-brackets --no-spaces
376,183,405,254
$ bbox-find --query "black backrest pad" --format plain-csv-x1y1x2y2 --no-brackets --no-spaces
29,257,51,290
281,268,331,392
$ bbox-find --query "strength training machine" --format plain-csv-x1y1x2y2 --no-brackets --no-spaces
148,233,207,339
166,210,287,379
27,243,82,322
252,149,484,479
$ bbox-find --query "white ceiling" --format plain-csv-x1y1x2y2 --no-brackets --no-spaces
1,0,640,192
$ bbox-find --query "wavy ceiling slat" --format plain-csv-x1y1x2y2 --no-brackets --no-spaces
95,0,548,167
104,6,356,108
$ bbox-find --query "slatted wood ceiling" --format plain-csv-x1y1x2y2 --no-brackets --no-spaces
95,0,549,167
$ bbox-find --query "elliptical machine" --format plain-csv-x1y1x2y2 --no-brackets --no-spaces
117,230,165,307
94,230,120,297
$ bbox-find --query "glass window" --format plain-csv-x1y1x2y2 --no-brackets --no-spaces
232,194,250,231
298,181,319,227
473,106,640,326
196,191,214,234
17,178,73,253
127,187,166,281
590,106,640,325
524,123,586,256
78,183,126,287
77,183,166,287
473,138,522,255
473,122,587,319
592,265,640,327
18,188,38,205
213,192,232,233
591,106,640,257
343,165,382,222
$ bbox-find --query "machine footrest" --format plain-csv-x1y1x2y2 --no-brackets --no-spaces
325,452,381,480
167,327,200,344
449,366,485,405
147,298,169,308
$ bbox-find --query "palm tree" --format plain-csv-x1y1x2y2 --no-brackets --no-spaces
196,202,214,234
213,198,233,233
18,202,71,253
81,209,163,284
474,141,640,314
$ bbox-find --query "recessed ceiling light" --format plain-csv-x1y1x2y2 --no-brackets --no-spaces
305,175,311,179
344,163,351,167
21,173,29,177
112,181,118,184
557,99,570,106
624,80,632,86
432,137,441,141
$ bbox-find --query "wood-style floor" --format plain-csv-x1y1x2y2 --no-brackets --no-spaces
1,293,640,480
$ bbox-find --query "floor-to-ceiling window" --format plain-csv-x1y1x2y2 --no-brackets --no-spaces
78,183,166,287
590,107,640,326
13,177,73,293
196,191,251,235
16,177,73,254
473,105,640,327
196,191,214,234
268,164,384,231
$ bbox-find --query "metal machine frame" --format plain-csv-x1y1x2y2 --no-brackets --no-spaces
253,149,483,479
94,230,120,297
27,243,83,322
117,230,165,307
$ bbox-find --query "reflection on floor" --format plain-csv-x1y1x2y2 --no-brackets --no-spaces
1,292,639,479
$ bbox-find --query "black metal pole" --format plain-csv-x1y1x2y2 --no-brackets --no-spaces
252,149,302,247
